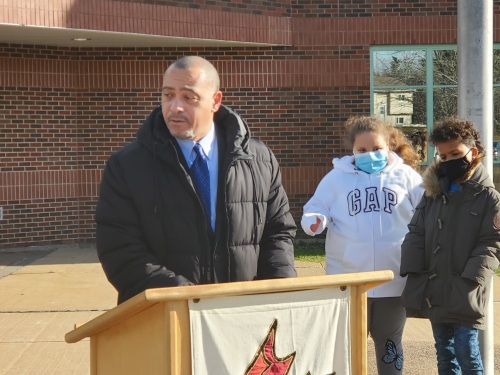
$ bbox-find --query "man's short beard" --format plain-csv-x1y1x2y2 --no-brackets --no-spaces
171,128,195,140
174,129,194,141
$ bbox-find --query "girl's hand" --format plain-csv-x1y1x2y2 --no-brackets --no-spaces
301,213,327,236
310,216,321,233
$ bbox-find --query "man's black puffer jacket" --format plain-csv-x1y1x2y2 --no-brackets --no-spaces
96,105,297,303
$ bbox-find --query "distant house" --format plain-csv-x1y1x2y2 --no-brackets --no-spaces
373,75,415,127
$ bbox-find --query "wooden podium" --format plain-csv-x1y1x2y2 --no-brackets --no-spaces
66,271,393,375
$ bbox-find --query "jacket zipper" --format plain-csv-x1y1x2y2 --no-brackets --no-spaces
168,140,213,284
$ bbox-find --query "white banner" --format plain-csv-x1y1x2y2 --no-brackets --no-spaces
189,287,351,375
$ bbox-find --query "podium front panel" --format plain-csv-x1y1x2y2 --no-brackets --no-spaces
189,287,351,375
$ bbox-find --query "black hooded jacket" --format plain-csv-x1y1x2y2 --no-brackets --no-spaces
96,105,297,303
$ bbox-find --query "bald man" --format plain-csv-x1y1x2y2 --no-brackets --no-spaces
96,56,297,304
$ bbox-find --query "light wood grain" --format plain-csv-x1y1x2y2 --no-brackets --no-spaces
66,270,393,375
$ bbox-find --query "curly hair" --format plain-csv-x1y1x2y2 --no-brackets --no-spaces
388,127,420,170
344,116,420,170
429,117,484,155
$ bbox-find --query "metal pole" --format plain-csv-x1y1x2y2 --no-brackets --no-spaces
457,1,494,374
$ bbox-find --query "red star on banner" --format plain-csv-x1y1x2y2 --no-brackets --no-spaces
245,319,295,375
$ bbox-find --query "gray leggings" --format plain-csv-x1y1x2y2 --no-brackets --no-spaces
368,297,406,375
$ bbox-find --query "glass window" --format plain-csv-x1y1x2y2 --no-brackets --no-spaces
373,50,426,86
433,87,458,122
495,49,500,144
372,45,499,167
433,50,458,86
372,50,428,163
494,87,500,141
494,49,500,85
494,85,500,188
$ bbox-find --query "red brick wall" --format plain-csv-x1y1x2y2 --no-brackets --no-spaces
0,0,291,45
114,0,291,16
293,1,459,17
1,1,500,247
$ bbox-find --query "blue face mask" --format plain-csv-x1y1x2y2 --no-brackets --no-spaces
354,150,388,174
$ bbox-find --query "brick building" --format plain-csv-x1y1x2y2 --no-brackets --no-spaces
1,1,500,248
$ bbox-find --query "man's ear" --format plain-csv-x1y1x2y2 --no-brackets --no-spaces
212,91,222,112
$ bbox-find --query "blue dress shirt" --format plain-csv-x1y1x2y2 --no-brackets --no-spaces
176,124,218,231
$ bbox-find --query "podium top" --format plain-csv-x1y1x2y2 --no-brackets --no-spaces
65,271,393,343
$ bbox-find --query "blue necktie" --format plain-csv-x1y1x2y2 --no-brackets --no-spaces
190,143,211,223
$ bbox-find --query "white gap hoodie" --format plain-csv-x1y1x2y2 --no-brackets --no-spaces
302,151,424,297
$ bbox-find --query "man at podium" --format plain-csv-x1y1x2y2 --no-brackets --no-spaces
95,56,297,304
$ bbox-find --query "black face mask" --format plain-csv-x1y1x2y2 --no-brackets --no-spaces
438,151,472,184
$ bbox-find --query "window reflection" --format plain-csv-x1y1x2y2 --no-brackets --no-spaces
433,50,458,86
373,46,500,168
494,49,500,84
433,88,458,122
373,50,426,86
373,81,427,162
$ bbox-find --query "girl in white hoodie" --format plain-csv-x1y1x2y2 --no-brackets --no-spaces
301,116,424,374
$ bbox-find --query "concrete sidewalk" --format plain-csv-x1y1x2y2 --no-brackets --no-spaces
298,261,500,374
0,245,499,374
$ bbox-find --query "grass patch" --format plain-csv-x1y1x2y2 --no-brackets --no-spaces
295,241,500,275
294,241,325,263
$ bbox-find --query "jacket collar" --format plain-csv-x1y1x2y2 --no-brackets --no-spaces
214,105,252,159
136,104,252,166
422,153,491,198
